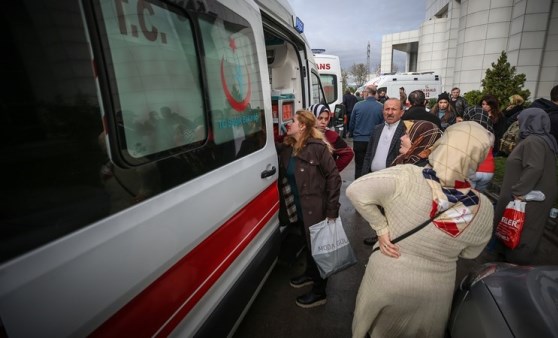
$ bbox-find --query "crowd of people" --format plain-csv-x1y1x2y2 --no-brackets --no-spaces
275,83,558,337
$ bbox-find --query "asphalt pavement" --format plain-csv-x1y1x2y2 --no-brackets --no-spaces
233,138,558,338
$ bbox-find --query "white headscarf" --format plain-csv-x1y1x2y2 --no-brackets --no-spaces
428,121,492,187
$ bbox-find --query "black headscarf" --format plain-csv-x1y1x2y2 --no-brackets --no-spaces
517,107,558,155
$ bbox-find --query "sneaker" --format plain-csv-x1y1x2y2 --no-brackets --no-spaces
296,291,327,308
289,275,314,288
363,236,378,246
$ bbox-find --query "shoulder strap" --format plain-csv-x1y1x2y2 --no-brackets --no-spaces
371,210,443,253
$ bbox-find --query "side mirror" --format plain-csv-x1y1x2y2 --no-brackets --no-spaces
334,104,346,122
329,104,346,134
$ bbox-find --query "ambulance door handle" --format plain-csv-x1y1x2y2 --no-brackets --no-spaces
260,166,276,179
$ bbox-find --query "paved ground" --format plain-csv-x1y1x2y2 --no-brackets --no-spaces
233,139,558,338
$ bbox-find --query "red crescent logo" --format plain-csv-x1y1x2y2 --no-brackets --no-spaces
220,58,252,112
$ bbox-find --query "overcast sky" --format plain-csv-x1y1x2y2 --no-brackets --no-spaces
288,0,427,71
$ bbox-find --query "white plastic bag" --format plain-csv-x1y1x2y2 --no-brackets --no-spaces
309,218,357,278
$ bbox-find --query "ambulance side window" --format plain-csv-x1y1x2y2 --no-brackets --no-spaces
96,0,205,164
198,13,266,158
311,72,325,106
96,0,266,166
320,74,337,105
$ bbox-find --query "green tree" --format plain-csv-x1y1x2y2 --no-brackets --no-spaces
481,51,530,108
350,63,369,87
341,69,349,93
464,90,483,107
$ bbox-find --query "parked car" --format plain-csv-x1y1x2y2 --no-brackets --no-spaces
448,263,558,337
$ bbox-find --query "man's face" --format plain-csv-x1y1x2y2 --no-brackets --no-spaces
383,99,404,124
379,91,386,98
451,89,460,99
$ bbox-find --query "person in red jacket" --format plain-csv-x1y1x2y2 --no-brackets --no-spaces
309,104,354,172
463,106,495,192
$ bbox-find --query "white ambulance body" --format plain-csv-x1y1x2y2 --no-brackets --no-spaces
365,72,442,100
0,0,327,337
314,54,343,109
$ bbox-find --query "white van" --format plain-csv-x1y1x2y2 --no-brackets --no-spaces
314,54,343,109
314,53,344,131
0,1,326,337
364,72,442,100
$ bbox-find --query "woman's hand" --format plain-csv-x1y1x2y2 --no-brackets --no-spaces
379,233,400,258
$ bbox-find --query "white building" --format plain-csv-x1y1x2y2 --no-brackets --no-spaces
381,0,558,100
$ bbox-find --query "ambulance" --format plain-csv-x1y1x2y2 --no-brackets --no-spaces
314,53,343,108
363,72,442,100
314,53,344,132
0,0,327,337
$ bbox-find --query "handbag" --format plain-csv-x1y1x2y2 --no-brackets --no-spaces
309,217,357,278
495,199,526,249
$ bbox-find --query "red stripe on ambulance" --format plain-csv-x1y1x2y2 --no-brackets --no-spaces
91,182,279,337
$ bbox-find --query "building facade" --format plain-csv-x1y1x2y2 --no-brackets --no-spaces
382,0,558,100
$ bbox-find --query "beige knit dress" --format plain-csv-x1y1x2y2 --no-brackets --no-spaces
347,122,494,338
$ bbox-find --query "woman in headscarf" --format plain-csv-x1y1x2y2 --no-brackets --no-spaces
346,122,494,338
492,107,558,265
309,103,354,172
392,120,442,167
463,106,496,192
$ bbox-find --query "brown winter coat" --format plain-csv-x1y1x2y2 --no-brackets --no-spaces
277,139,341,236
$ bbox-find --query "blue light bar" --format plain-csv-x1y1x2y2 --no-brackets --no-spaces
294,16,304,34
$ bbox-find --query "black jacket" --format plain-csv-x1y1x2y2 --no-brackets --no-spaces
342,93,358,113
402,105,442,129
360,122,406,177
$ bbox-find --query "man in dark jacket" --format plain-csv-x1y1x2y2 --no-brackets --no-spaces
402,90,442,128
377,87,389,104
450,87,467,117
342,89,358,138
360,98,406,246
349,86,384,180
530,84,558,143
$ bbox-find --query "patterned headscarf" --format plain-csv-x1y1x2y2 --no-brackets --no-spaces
517,107,558,155
308,104,330,117
463,106,494,134
463,106,495,146
393,120,442,165
423,122,492,237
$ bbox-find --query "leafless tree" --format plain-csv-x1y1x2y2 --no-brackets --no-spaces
350,63,368,87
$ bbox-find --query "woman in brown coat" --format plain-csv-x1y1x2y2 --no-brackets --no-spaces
277,110,342,308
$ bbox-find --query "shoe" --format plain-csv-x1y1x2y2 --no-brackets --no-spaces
363,236,378,246
289,275,314,288
296,291,327,308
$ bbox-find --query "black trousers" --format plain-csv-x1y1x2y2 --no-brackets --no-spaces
353,141,369,180
342,112,351,137
305,248,327,294
300,222,328,295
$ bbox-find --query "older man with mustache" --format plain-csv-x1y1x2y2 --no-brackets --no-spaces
360,98,406,246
